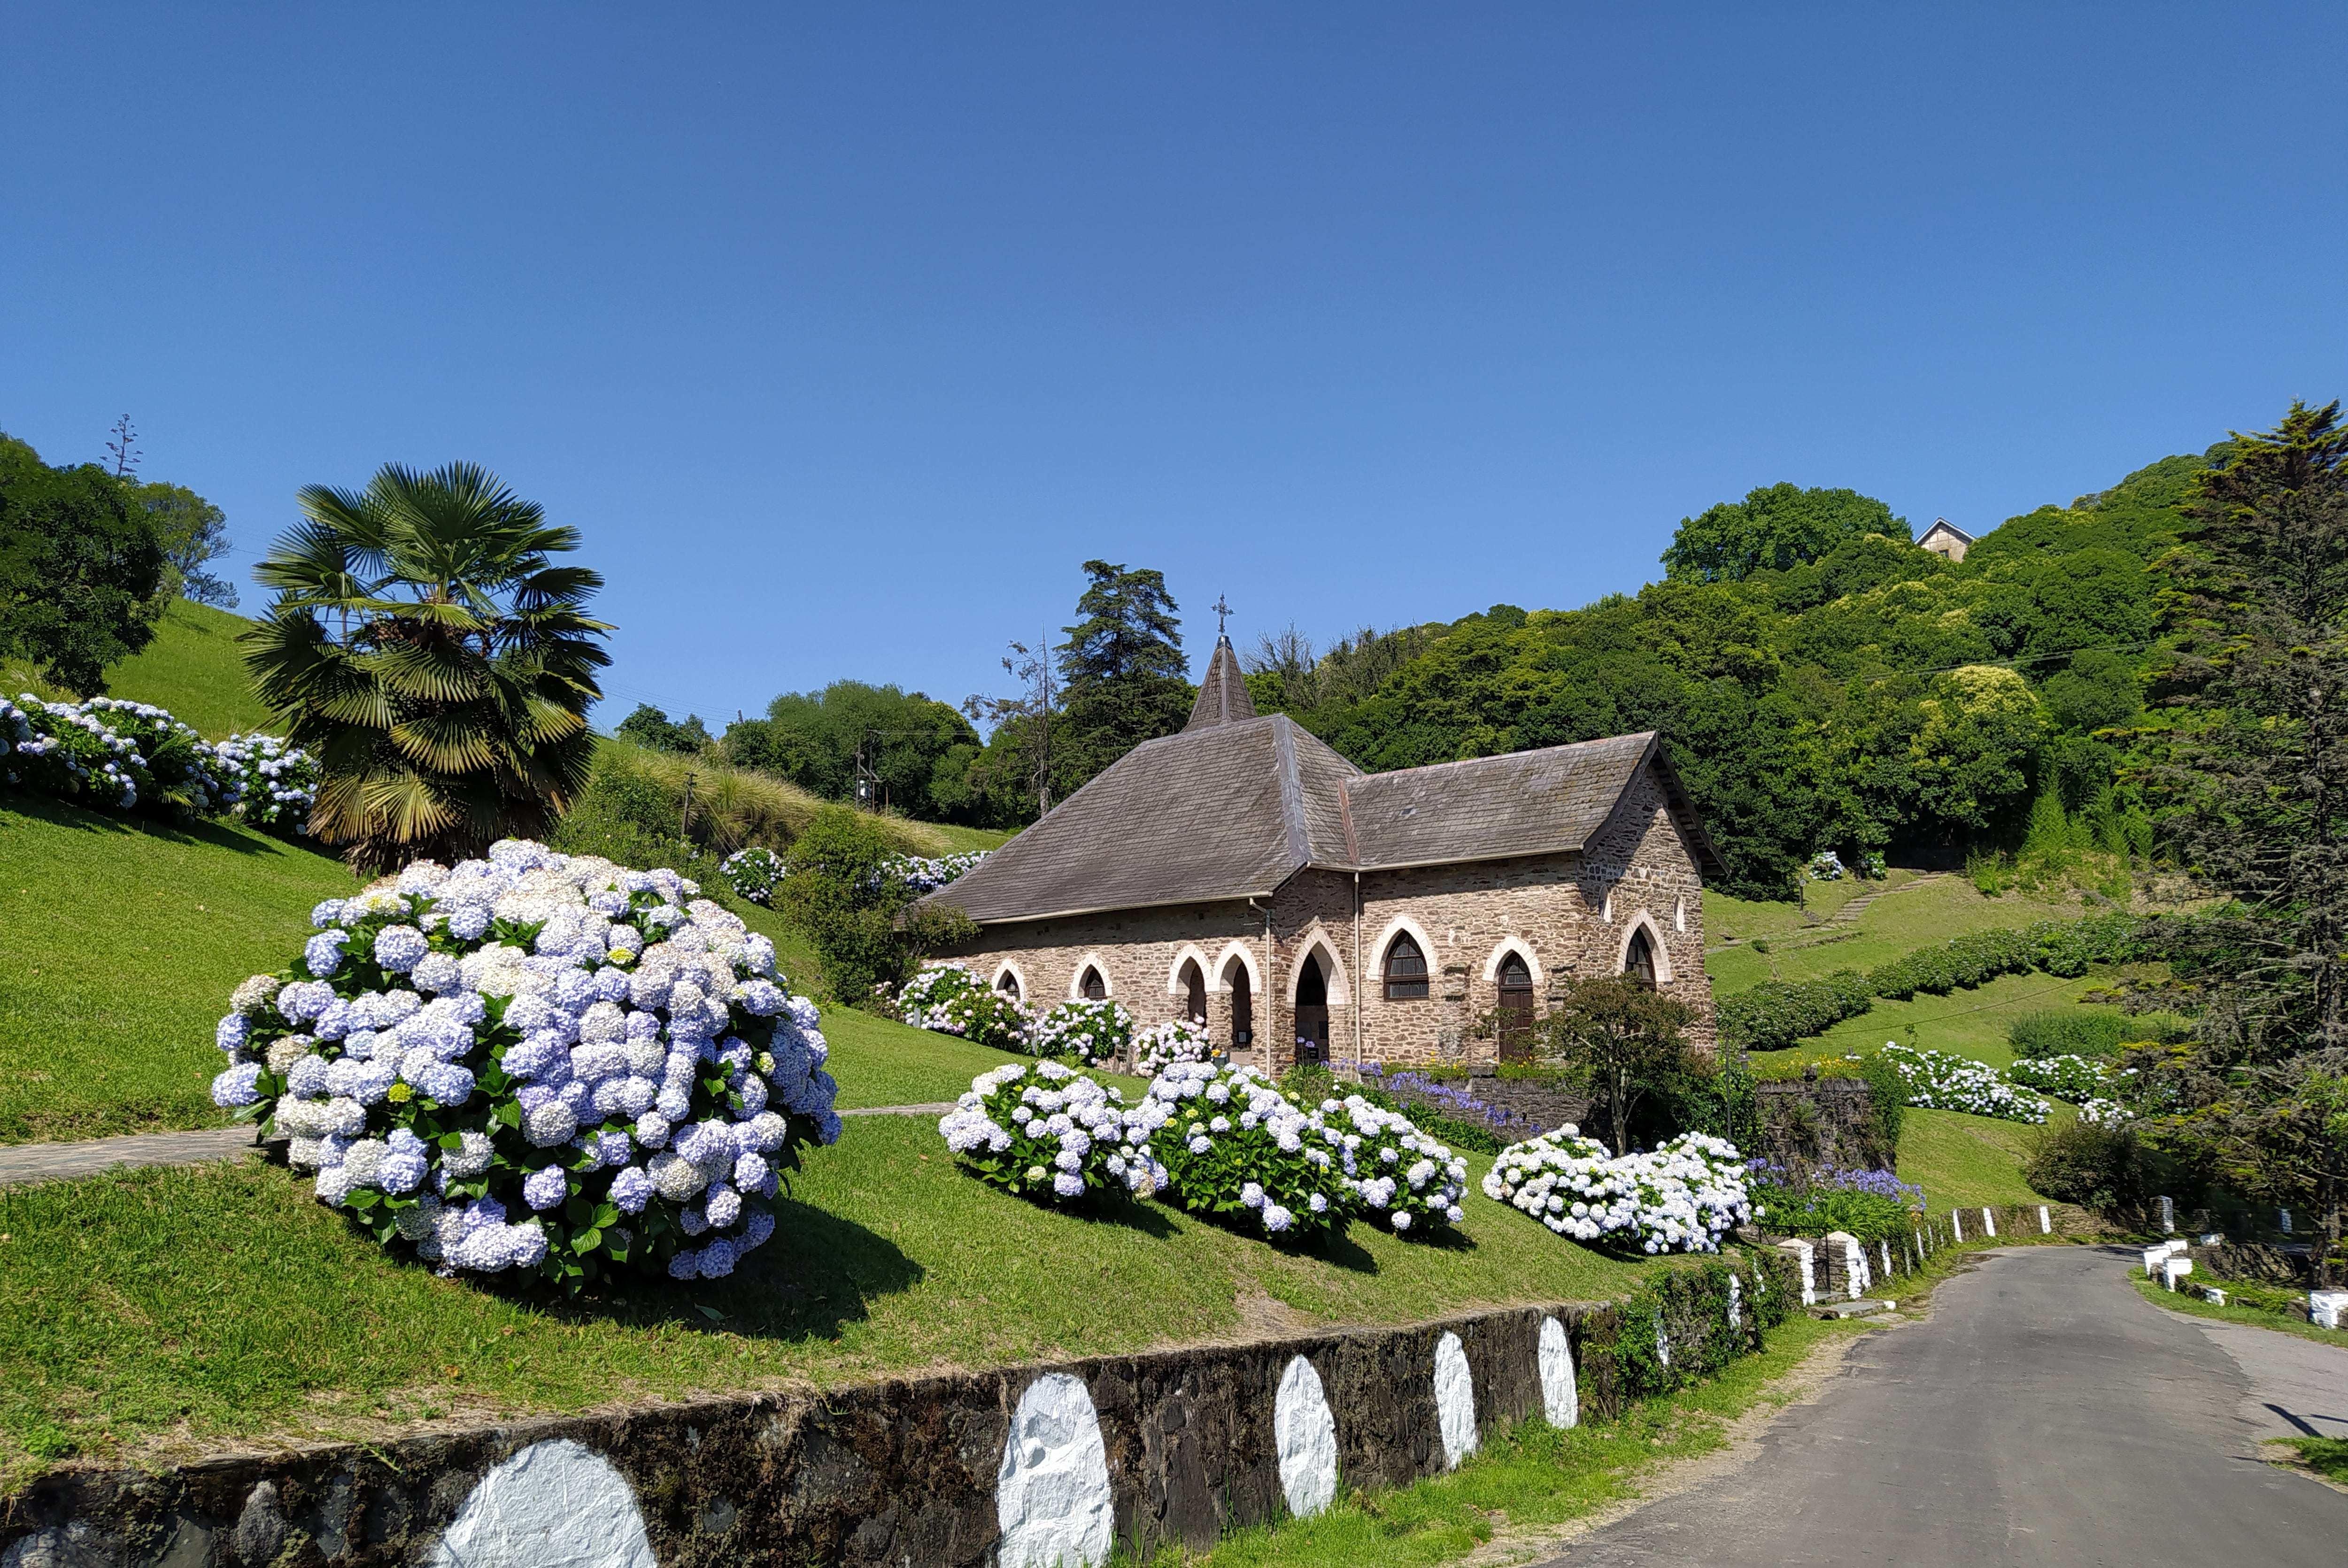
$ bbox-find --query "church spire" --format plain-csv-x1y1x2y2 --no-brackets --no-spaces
1184,602,1257,730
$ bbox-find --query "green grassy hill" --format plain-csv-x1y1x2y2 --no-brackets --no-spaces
1,600,275,738
0,787,1661,1483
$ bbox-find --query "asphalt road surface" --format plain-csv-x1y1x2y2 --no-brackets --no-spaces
1540,1245,2348,1566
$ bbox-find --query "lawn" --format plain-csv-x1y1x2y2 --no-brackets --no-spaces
1768,966,2139,1073
1705,872,2091,998
0,1116,1662,1486
0,793,363,1142
1894,1107,2054,1208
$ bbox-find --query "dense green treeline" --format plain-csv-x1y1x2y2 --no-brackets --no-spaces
1244,451,2220,897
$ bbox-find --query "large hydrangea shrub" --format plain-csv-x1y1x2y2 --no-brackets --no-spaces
1143,1063,1352,1238
898,962,1030,1052
896,851,989,893
1880,1044,2047,1122
1134,1017,1213,1075
2005,1053,2129,1103
210,839,840,1287
1026,999,1132,1068
1316,1094,1468,1233
936,1060,1170,1202
213,733,319,830
1483,1127,1751,1253
718,846,786,906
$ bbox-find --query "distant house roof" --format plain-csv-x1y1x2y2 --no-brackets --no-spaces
1919,517,1974,546
927,712,1726,925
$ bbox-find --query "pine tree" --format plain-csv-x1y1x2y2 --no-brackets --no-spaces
2141,399,2348,1280
1053,561,1193,793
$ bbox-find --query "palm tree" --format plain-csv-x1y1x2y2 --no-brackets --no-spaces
244,462,610,872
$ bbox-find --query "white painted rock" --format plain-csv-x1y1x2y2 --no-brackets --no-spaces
2309,1291,2348,1330
1433,1331,1477,1468
1274,1355,1339,1520
1726,1272,1742,1329
431,1439,654,1568
997,1372,1114,1568
1537,1315,1579,1429
1981,1207,1997,1238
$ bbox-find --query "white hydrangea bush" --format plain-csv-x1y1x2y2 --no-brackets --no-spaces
1483,1127,1752,1254
210,839,841,1288
1144,1063,1352,1239
898,961,1029,1052
1880,1044,2047,1122
1133,1017,1213,1075
213,733,319,830
2006,1053,2132,1104
1026,999,1133,1068
894,850,989,893
937,1060,1170,1202
1316,1094,1468,1234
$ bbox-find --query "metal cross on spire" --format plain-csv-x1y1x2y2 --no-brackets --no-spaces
1212,593,1232,640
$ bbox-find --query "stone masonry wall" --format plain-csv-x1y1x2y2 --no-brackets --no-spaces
0,1276,1812,1568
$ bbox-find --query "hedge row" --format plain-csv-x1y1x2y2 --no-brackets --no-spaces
1720,913,2148,1053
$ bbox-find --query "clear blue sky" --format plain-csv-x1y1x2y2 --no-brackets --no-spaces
7,5,2343,729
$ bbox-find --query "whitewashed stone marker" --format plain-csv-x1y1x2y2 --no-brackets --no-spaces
1776,1237,1816,1305
1727,1272,1743,1329
2280,1207,2293,1234
1951,1208,1964,1242
1825,1230,1869,1298
1878,1239,1893,1283
1434,1331,1478,1468
2157,1195,2175,1232
2141,1245,2169,1277
431,1439,655,1568
2162,1257,2193,1291
997,1373,1114,1568
2039,1205,2051,1234
1274,1356,1339,1520
2311,1291,2348,1330
1538,1315,1580,1428
1981,1207,1996,1238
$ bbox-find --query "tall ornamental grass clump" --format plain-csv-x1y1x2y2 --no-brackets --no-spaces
936,1059,1170,1202
210,839,840,1288
1481,1128,1751,1253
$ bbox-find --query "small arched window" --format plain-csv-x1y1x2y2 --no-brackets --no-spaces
1179,959,1206,1023
1624,928,1657,989
1384,933,1429,1000
1080,966,1107,1001
996,969,1021,1000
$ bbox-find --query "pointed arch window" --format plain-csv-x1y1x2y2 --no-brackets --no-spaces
1383,933,1429,1000
1624,928,1657,989
1497,951,1535,1061
996,969,1021,1001
1179,959,1206,1023
1080,966,1107,1001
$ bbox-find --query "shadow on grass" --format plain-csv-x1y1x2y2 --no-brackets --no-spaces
0,789,348,869
527,1199,926,1344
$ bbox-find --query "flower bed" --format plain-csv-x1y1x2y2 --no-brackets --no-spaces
1482,1128,1751,1253
209,839,839,1287
1878,1044,2047,1122
1026,998,1132,1068
1743,1161,1923,1242
1144,1063,1350,1238
4,693,319,829
1133,1016,1212,1075
936,1060,1169,1201
898,962,1029,1052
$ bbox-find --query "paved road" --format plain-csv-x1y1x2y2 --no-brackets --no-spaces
1542,1245,2348,1566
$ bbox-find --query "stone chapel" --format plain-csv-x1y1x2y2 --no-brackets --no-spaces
919,636,1724,1073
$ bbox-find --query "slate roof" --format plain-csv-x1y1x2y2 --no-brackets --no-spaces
928,713,1726,925
1185,637,1258,730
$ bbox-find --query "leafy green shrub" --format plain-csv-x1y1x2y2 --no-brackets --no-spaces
1604,1261,1764,1398
780,807,972,1006
1747,1180,1919,1243
2006,1010,2133,1058
2025,1119,2147,1210
1717,970,1875,1052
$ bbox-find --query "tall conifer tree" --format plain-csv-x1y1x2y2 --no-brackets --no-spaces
1053,561,1192,793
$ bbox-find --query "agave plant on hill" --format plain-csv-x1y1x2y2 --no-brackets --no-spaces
243,462,611,872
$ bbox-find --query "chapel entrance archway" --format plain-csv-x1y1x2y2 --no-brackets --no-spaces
1179,959,1206,1025
1295,953,1329,1065
1225,957,1255,1052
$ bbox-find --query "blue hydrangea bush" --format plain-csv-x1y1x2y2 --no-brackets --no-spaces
1026,998,1132,1068
1316,1094,1469,1233
718,846,786,906
212,733,320,829
721,848,990,908
1144,1063,1352,1239
898,962,1030,1052
4,694,318,831
1483,1128,1751,1253
936,1060,1171,1202
895,851,989,893
210,839,840,1287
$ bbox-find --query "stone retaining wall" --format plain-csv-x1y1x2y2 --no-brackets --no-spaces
3,1257,1797,1568
1763,1202,2101,1306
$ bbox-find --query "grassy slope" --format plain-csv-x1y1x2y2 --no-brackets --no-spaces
100,601,276,738
1705,873,2088,997
0,794,363,1141
0,1122,1657,1480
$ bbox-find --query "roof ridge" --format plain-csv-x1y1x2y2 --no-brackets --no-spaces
1272,719,1311,867
1354,730,1656,783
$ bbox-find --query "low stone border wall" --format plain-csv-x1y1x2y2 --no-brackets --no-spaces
1765,1202,2104,1305
2,1255,1798,1568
